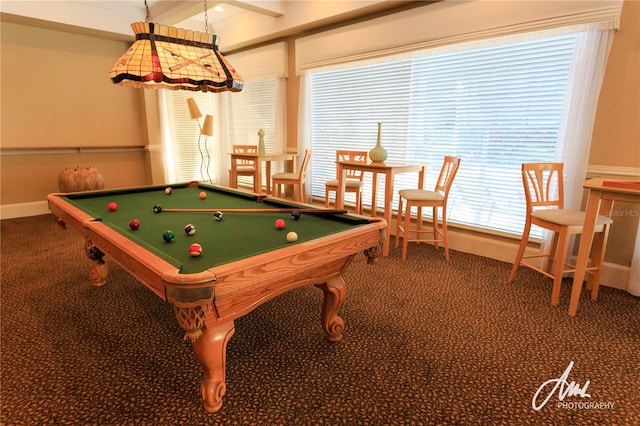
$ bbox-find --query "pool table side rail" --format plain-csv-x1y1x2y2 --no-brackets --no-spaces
48,193,185,301
199,217,386,321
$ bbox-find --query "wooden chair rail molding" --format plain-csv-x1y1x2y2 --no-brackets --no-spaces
0,146,146,155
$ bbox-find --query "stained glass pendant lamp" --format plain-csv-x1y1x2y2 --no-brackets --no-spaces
109,0,243,92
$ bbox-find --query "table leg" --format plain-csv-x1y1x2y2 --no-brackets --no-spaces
191,320,236,413
265,161,271,194
569,189,601,316
335,165,347,210
85,239,107,286
230,163,238,189
315,276,346,342
381,171,394,256
371,172,379,218
255,161,263,194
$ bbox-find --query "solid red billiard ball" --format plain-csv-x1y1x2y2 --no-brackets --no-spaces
189,243,202,257
108,202,118,211
129,219,140,230
199,191,207,199
275,218,286,229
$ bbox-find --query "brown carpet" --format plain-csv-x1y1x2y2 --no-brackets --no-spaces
1,214,639,425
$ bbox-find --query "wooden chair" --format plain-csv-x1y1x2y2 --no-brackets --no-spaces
272,149,312,201
229,145,258,191
508,162,613,307
395,156,460,261
324,150,368,214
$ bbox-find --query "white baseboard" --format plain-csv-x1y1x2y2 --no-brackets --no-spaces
0,201,50,220
1,200,632,292
388,217,632,292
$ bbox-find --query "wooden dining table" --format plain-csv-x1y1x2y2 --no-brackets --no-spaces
568,178,640,316
335,160,425,256
229,152,297,194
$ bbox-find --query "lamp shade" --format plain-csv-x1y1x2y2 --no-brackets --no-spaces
201,115,214,136
109,22,243,92
186,98,202,120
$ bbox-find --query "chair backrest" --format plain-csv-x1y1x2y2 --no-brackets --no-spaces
297,149,313,179
521,162,564,212
336,150,367,180
434,156,461,197
232,145,257,167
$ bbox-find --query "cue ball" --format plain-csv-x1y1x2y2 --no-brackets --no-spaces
162,230,175,242
199,191,207,199
129,219,140,230
189,243,202,257
291,211,301,220
286,232,298,242
153,204,162,213
165,187,173,195
108,202,118,211
213,211,223,221
275,218,286,229
184,224,196,235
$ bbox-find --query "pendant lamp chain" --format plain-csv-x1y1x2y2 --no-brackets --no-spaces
204,0,209,34
144,0,150,23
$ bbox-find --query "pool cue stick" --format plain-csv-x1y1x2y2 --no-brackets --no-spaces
160,207,348,214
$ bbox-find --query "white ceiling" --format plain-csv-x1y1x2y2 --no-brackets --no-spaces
0,1,423,51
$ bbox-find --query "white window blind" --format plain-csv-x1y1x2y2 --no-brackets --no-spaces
222,78,283,187
309,32,580,238
164,78,281,187
165,90,215,183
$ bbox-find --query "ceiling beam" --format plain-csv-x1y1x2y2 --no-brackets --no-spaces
225,1,284,18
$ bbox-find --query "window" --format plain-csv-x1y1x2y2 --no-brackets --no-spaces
308,31,586,239
163,77,283,186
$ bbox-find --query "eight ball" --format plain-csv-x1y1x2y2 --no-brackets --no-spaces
153,204,162,213
291,211,301,220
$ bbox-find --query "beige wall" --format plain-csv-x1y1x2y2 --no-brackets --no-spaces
0,21,151,206
590,0,639,169
585,0,640,266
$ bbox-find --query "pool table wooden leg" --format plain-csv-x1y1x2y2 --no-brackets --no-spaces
191,320,235,413
85,239,108,286
315,276,346,342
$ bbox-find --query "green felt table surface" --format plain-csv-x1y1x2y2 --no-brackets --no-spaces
63,183,369,274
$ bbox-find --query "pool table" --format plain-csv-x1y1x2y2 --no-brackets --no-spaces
47,182,385,413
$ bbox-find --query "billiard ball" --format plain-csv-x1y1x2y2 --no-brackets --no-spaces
213,211,223,221
165,187,173,195
275,218,285,229
184,224,196,235
162,230,175,242
189,243,202,257
108,202,118,212
291,211,301,220
199,191,207,199
153,204,162,213
129,219,140,230
286,231,298,242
